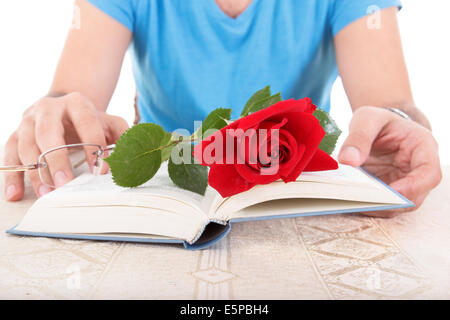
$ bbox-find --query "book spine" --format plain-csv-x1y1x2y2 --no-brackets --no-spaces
184,222,233,250
189,219,228,244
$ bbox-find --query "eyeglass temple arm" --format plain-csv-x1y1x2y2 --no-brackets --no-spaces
87,144,115,169
0,164,41,172
104,144,115,152
94,144,115,157
0,145,115,172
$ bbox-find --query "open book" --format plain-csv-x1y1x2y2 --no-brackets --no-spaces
7,162,414,250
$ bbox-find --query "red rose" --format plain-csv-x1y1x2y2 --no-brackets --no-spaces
193,98,338,197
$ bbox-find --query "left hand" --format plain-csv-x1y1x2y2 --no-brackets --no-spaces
338,106,442,218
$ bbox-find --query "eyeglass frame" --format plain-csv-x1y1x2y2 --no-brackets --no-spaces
0,143,115,185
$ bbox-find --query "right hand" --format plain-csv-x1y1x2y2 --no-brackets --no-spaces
3,92,129,201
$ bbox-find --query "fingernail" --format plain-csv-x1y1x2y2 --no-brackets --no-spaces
6,185,16,200
39,185,53,197
54,171,68,188
340,146,361,164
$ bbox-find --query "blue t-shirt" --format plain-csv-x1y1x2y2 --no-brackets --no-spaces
88,0,401,132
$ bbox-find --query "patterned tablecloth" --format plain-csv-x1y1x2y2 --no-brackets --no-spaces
0,146,449,299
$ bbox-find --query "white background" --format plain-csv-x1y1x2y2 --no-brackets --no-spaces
0,0,449,164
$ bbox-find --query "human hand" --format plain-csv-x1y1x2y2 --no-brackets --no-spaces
3,92,129,201
338,106,442,218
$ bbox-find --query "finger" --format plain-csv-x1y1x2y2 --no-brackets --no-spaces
362,131,440,217
17,116,54,198
98,115,129,175
338,107,395,167
3,132,25,201
34,107,74,188
102,114,129,144
389,137,441,206
65,93,107,170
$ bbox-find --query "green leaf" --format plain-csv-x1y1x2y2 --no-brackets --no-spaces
313,108,342,155
245,92,282,115
105,123,167,187
200,108,232,139
240,86,271,117
168,145,208,195
160,131,174,163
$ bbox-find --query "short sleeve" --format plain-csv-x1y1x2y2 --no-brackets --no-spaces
330,0,402,36
87,0,136,32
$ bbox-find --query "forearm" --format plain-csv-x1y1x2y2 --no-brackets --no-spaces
334,8,432,130
48,0,131,111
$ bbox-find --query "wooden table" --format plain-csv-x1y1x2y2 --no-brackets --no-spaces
1,146,449,299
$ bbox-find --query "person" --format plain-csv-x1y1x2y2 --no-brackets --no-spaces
2,0,442,218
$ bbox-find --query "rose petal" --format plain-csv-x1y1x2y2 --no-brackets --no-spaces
240,124,259,169
235,162,281,185
291,97,317,114
208,164,255,198
256,119,290,168
258,127,303,178
194,98,317,166
281,114,326,182
238,98,316,130
194,98,332,198
235,118,288,184
303,149,339,171
273,129,301,177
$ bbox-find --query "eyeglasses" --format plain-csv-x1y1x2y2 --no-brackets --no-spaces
0,143,115,188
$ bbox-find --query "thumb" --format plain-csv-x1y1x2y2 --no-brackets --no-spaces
338,107,393,167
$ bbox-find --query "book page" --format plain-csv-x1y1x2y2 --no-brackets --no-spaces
295,164,385,189
15,163,218,243
228,198,396,221
38,162,216,216
213,165,408,219
16,205,202,242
